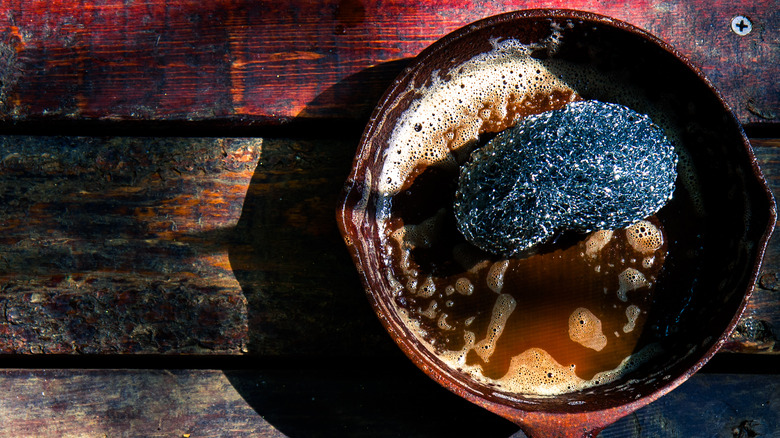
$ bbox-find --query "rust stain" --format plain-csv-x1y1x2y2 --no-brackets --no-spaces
8,26,26,50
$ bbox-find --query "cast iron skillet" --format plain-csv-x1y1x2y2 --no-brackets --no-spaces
337,9,776,437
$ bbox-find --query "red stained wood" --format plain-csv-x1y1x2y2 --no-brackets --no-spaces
0,0,776,125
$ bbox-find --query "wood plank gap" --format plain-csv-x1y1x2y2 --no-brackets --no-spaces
0,117,368,140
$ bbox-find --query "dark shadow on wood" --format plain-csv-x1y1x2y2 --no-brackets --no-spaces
226,354,519,438
222,59,520,437
0,117,369,139
222,60,417,359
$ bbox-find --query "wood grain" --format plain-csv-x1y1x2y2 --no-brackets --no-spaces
0,0,775,125
0,134,777,355
0,366,776,437
730,138,780,353
0,134,395,356
0,369,282,437
0,137,255,354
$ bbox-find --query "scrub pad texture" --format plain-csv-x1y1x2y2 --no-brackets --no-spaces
454,100,678,256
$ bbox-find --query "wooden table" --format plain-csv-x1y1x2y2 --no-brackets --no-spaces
0,1,777,436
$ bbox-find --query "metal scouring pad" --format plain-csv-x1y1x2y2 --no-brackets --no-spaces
454,100,678,256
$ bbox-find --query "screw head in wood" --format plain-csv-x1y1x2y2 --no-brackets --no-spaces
731,15,752,36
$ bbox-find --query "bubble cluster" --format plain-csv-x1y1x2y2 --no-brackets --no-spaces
455,277,474,296
623,305,641,333
438,313,455,331
626,220,663,254
585,230,614,258
417,276,436,298
498,348,581,395
390,210,448,276
568,307,608,351
487,260,510,293
378,38,582,195
454,101,678,256
420,300,438,319
485,343,663,396
474,293,517,362
392,209,446,250
617,268,649,302
438,330,477,368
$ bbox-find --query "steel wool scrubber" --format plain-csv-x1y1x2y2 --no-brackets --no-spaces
454,100,678,256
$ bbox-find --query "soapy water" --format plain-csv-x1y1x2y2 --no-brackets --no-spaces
374,34,688,396
390,215,665,395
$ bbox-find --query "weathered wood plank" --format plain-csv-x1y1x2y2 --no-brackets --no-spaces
0,137,256,354
727,138,780,354
0,366,776,437
0,135,394,356
0,369,283,437
0,135,778,355
0,0,775,125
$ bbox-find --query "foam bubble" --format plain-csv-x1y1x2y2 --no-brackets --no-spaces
617,268,649,302
585,230,614,258
474,293,517,362
438,330,477,367
393,209,447,250
568,307,608,351
378,39,580,195
497,348,581,395
455,277,474,296
405,277,418,294
417,276,436,298
420,300,438,319
626,220,663,254
438,313,455,331
623,305,641,333
487,260,510,293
